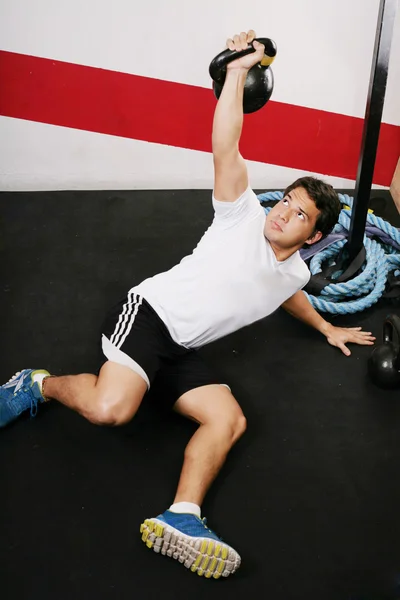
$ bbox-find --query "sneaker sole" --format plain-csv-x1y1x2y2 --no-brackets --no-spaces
140,518,241,579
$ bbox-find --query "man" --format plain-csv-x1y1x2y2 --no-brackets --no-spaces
0,31,375,579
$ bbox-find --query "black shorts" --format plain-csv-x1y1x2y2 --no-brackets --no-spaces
100,292,226,403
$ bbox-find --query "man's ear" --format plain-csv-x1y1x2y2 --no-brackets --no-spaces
304,230,323,246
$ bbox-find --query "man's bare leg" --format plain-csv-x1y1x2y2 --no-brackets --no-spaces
140,384,245,578
171,384,247,507
43,361,148,425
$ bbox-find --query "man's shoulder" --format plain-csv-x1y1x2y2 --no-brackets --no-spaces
213,186,262,212
286,251,311,282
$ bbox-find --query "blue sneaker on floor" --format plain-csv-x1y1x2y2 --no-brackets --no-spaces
0,369,50,428
140,510,241,579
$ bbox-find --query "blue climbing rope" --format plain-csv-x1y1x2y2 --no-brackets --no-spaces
257,191,400,314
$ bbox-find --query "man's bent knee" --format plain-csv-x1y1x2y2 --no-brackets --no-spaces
230,413,247,444
235,413,247,439
86,363,148,426
213,410,247,446
175,384,247,443
87,401,132,426
86,389,145,426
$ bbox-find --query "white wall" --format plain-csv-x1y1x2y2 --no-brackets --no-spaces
0,0,399,191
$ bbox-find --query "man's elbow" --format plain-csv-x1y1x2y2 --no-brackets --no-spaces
281,295,296,312
281,296,292,309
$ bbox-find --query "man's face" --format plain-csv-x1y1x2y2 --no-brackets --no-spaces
264,186,322,252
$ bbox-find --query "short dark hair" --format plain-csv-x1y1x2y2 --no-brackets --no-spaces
284,176,341,236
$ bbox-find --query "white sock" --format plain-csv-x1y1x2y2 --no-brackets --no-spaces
33,373,47,393
169,502,201,518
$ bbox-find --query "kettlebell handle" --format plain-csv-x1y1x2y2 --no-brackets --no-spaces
383,314,400,369
209,37,277,84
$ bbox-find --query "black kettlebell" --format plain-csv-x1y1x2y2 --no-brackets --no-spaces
209,37,277,114
368,314,400,389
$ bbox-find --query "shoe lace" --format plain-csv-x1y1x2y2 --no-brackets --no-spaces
29,394,39,417
7,371,39,418
10,388,39,418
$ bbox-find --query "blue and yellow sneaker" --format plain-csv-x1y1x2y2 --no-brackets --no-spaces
0,369,50,428
140,510,241,579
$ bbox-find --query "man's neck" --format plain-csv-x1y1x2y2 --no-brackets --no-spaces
267,239,301,262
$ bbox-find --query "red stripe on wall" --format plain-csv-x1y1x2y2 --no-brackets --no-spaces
0,50,399,186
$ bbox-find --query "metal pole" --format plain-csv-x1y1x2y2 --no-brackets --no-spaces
347,0,398,262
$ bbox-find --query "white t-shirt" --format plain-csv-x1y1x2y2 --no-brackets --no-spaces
132,187,310,348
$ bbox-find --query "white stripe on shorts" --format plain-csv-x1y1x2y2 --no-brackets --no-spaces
110,291,143,349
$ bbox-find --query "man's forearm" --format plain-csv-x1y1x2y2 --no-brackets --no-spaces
281,291,331,336
212,69,247,157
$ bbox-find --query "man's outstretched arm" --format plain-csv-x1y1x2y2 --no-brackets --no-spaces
212,31,265,202
281,291,376,356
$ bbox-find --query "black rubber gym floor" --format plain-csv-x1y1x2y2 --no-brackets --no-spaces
1,189,400,600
